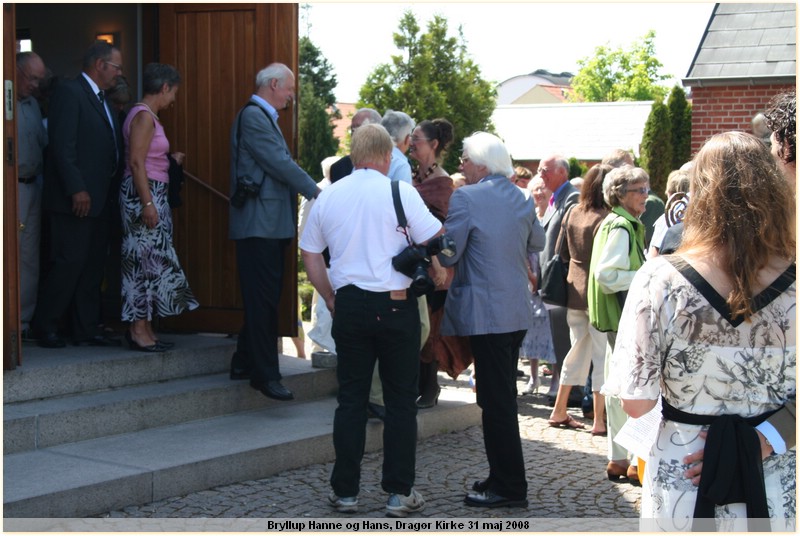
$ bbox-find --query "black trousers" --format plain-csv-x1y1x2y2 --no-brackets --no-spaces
33,209,110,340
330,285,420,497
471,330,528,500
234,237,288,384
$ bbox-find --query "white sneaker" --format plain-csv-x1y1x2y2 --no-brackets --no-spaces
328,491,358,513
386,488,425,517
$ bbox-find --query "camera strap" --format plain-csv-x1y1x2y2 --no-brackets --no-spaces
391,180,413,246
234,102,270,179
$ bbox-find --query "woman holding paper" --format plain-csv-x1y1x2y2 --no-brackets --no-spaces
603,132,796,531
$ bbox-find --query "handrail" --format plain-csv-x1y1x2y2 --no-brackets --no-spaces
183,169,230,202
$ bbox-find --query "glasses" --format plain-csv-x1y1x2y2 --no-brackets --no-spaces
459,156,470,165
625,186,650,195
105,60,123,72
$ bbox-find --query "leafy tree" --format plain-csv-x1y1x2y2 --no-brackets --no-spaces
358,11,496,172
640,101,673,198
570,30,670,102
667,85,692,170
567,157,587,179
297,35,339,178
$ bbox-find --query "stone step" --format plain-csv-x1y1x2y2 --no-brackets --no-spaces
4,334,237,403
4,363,338,455
3,388,480,518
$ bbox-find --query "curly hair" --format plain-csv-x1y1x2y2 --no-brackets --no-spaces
680,131,796,321
763,91,795,165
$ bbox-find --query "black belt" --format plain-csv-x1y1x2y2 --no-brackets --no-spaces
662,397,778,531
18,176,36,184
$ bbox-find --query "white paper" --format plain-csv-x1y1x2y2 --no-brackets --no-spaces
613,398,662,460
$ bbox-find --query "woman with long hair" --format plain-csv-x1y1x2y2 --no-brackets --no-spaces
604,131,795,530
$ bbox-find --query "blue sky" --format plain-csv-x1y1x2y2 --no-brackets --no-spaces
303,2,716,102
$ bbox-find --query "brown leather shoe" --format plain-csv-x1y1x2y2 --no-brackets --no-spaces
606,460,629,481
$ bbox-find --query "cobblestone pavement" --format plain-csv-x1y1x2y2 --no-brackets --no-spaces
101,369,642,521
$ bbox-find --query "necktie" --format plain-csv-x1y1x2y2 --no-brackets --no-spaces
97,90,105,103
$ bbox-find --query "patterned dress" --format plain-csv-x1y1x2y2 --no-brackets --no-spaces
519,254,556,364
120,105,198,321
604,255,795,531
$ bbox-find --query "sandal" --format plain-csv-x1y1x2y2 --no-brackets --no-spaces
547,416,585,429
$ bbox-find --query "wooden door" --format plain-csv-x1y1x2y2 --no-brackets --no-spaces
4,3,21,369
158,3,300,336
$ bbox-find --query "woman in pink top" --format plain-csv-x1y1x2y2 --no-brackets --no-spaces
120,63,197,352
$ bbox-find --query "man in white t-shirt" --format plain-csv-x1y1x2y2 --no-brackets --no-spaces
300,123,442,518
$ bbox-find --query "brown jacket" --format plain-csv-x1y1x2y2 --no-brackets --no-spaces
559,205,608,310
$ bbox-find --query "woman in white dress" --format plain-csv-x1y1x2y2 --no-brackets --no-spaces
604,131,795,531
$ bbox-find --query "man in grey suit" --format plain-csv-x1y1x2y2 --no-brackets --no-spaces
440,132,545,509
229,63,320,401
537,154,579,396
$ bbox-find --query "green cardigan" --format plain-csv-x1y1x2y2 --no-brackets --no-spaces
587,206,646,332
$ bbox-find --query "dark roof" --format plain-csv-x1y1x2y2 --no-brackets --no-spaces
529,69,574,86
684,3,796,86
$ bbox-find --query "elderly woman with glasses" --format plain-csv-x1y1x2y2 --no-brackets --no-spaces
407,118,473,408
587,164,649,483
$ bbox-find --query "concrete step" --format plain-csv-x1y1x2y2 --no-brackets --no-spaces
4,334,237,403
4,362,338,455
3,388,480,518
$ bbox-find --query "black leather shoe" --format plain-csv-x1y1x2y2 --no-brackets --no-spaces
155,339,175,349
464,490,528,508
367,402,386,421
74,335,121,347
38,332,66,348
251,380,294,401
472,478,491,493
124,331,168,353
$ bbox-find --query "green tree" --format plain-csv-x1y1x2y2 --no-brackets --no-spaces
570,30,670,102
640,101,673,198
358,11,496,172
667,85,692,170
567,157,587,179
297,35,339,178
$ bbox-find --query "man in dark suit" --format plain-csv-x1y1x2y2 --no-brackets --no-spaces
229,63,321,401
537,154,579,397
329,108,382,183
441,132,545,509
33,42,124,348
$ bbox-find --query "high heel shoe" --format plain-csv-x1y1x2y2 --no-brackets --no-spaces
125,331,169,353
416,386,441,409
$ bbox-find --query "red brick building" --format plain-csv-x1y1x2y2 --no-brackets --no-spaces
683,3,796,154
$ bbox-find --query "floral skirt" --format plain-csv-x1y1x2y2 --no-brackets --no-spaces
120,176,199,321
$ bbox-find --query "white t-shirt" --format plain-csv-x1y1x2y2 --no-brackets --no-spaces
300,168,442,292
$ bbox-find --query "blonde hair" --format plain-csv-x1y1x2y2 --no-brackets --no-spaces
680,131,796,320
350,123,393,168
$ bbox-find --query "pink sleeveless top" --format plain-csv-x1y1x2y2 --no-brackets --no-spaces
123,103,170,182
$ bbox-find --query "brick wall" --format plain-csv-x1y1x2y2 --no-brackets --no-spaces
690,83,796,154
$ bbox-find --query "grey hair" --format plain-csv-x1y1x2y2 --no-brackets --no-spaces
462,132,513,178
351,108,382,129
256,63,292,89
601,148,635,168
82,41,116,71
381,110,415,144
142,63,181,95
602,165,649,207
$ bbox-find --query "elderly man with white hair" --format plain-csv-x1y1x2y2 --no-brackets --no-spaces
440,132,545,509
380,110,415,183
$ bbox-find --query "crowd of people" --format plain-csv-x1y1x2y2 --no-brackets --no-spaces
15,44,795,527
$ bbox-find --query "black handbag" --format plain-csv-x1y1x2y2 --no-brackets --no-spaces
540,206,573,306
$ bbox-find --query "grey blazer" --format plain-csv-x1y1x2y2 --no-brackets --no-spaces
439,175,545,336
539,181,579,264
229,99,318,240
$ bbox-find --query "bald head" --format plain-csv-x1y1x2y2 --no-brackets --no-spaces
16,52,46,100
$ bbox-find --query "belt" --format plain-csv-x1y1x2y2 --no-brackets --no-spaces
18,176,36,184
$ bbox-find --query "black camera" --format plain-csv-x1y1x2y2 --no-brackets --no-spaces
230,176,260,208
392,234,457,297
